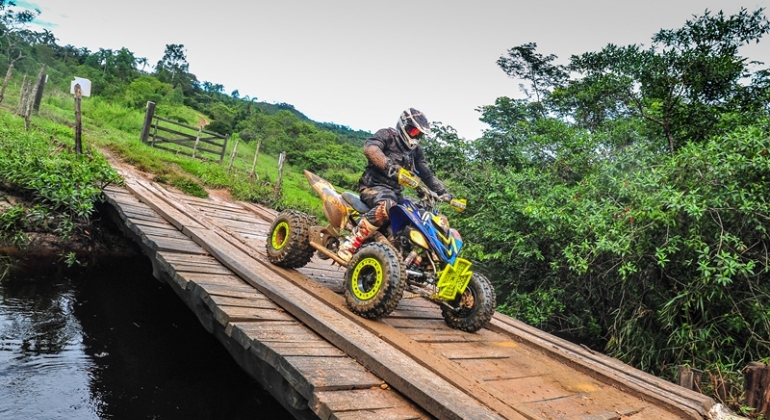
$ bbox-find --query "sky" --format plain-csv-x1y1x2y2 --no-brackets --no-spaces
16,0,770,139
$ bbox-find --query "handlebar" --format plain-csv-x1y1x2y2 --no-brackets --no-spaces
398,168,466,212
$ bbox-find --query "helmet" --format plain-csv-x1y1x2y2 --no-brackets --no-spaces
395,108,429,150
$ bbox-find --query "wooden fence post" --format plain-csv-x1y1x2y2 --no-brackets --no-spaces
140,101,156,143
24,64,46,131
676,366,702,392
74,84,82,155
32,72,46,111
219,134,229,163
192,126,202,159
16,75,28,116
249,138,261,179
227,139,239,173
274,151,286,199
744,362,770,416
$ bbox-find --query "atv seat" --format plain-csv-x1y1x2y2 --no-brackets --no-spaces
341,192,370,214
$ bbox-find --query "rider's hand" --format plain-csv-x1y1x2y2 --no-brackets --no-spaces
438,193,455,203
386,162,402,179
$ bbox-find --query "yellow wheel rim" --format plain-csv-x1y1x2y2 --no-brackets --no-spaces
350,257,383,300
271,221,290,250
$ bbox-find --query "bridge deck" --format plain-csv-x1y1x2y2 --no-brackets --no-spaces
102,172,717,420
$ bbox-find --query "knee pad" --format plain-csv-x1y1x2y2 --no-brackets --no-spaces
364,200,394,226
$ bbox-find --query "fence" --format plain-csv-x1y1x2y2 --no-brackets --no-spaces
140,101,228,162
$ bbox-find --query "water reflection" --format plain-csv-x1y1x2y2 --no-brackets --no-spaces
0,257,293,420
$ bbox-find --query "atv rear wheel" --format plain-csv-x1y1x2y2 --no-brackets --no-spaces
265,210,315,268
344,242,405,319
441,272,496,333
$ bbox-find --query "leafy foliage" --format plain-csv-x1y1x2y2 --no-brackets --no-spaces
429,8,770,392
0,118,122,242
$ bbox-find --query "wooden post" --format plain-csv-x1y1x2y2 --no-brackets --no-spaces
32,73,46,111
219,134,229,163
16,75,28,116
24,64,46,130
745,362,770,416
249,138,261,179
140,101,156,143
227,139,239,173
676,366,702,392
150,117,159,147
74,84,82,155
274,151,286,199
192,126,202,158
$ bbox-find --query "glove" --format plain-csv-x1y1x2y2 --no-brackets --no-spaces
438,192,455,203
385,160,402,179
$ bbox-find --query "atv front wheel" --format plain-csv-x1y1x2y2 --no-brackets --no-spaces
344,242,405,319
441,272,496,332
265,210,315,268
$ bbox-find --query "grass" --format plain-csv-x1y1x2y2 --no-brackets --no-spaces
20,86,328,221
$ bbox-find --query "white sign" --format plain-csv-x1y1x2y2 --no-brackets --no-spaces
70,77,91,97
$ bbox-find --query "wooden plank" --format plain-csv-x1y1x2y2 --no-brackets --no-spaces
332,409,426,420
489,315,712,418
119,209,168,223
452,359,542,382
155,115,226,137
493,375,575,403
233,321,330,344
312,389,428,420
148,235,206,253
214,305,296,324
281,355,383,394
181,271,248,286
134,225,190,240
426,342,513,360
128,218,174,230
157,251,218,265
206,294,277,309
165,261,233,275
525,393,646,420
259,341,347,358
399,328,500,343
183,195,246,210
239,200,279,222
115,201,163,217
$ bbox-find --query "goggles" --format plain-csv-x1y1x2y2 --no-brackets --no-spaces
406,125,424,139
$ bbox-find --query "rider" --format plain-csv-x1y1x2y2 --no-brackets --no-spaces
337,108,452,262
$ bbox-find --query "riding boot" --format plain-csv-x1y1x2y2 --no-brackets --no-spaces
337,217,378,262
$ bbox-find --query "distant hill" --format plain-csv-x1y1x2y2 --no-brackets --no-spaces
254,102,371,146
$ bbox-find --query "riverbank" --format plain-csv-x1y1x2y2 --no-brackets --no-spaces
0,185,140,272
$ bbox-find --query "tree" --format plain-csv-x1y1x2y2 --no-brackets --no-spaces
429,8,770,390
565,8,770,154
112,47,138,82
136,56,149,72
0,1,40,103
497,42,568,108
155,43,189,84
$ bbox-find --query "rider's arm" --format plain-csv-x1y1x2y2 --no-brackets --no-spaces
364,129,400,177
364,143,389,171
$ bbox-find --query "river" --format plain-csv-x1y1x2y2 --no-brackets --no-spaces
0,255,294,420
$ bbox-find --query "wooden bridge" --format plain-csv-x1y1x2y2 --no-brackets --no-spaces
102,169,729,420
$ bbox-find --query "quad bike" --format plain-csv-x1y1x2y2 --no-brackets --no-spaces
265,168,496,332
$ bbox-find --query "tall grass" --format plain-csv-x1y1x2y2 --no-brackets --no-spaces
24,83,327,220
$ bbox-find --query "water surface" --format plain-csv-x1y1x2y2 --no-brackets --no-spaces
0,256,293,419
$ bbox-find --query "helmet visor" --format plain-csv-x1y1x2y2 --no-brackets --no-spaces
406,125,424,139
